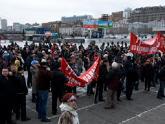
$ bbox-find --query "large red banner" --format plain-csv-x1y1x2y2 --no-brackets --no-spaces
79,57,100,85
61,57,100,87
157,33,165,53
130,32,165,55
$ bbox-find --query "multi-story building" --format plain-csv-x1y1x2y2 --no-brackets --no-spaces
42,21,61,33
1,19,7,31
61,15,93,24
24,23,32,29
111,11,123,22
123,8,132,20
129,6,165,23
59,23,74,36
13,23,23,32
110,19,129,34
59,23,82,36
7,26,12,31
151,20,165,32
100,14,109,21
128,22,152,34
59,27,73,36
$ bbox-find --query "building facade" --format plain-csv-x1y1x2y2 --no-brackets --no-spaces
61,15,93,24
13,23,23,32
111,11,123,22
7,26,12,31
110,19,129,34
128,22,150,34
129,6,165,23
100,14,109,21
59,22,83,37
151,20,165,32
59,27,73,36
123,8,132,20
42,21,61,33
1,19,7,31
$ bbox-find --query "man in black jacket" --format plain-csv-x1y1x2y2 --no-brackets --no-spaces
94,58,108,103
14,66,30,121
0,67,16,124
157,62,165,99
124,57,138,100
51,62,68,115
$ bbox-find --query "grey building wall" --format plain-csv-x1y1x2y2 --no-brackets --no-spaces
129,6,165,23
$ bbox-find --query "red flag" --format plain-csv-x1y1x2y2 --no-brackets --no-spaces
130,32,139,54
61,57,84,87
130,32,163,55
157,32,165,53
61,57,100,87
79,57,100,86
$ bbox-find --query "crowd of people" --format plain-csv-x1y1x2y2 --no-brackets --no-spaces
0,40,165,123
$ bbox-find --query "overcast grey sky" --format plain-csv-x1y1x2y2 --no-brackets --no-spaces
0,0,165,25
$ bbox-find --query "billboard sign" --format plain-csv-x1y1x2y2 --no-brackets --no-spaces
83,20,113,29
83,20,98,28
97,20,108,28
108,21,113,28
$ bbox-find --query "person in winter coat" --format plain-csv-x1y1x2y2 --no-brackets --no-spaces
14,66,30,121
36,59,51,122
30,60,39,103
0,67,16,124
104,62,121,109
143,59,154,91
2,51,11,66
58,93,79,124
124,56,138,100
157,62,165,99
94,58,108,103
51,62,68,115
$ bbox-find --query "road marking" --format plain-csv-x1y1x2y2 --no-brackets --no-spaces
119,102,165,124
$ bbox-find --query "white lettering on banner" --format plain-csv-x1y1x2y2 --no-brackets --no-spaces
66,65,72,75
150,47,157,52
63,57,100,86
89,69,95,77
131,45,158,53
86,74,92,80
137,46,149,52
82,76,88,82
66,65,77,76
131,45,137,51
81,62,98,83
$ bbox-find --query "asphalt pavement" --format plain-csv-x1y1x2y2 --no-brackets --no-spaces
15,82,165,124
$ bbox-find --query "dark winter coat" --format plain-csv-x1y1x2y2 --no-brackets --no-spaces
143,62,154,79
107,68,121,90
125,62,138,82
0,75,16,103
98,63,108,84
158,66,165,81
51,70,68,93
37,66,51,90
16,74,28,95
